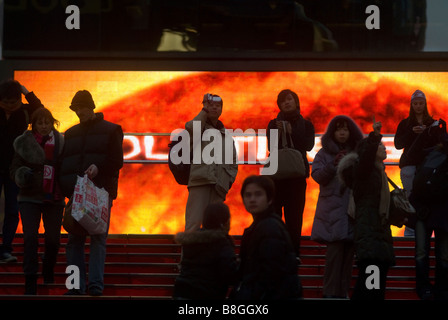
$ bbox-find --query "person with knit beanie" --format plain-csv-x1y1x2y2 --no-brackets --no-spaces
394,89,439,237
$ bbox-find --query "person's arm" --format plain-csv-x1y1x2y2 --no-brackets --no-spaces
22,85,44,117
311,150,336,186
290,119,315,152
356,120,382,179
394,120,415,150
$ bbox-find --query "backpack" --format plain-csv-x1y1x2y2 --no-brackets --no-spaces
412,148,448,203
168,130,191,185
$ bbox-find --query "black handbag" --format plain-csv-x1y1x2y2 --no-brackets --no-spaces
387,177,416,227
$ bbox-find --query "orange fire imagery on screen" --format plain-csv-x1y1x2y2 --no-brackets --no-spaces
13,71,448,236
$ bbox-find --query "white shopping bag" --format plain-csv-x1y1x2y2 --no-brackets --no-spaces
71,174,110,235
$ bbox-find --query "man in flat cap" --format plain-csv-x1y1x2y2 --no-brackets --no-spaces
60,90,123,296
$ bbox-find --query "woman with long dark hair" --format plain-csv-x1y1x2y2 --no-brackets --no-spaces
395,90,439,236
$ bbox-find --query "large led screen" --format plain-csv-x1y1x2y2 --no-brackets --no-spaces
13,71,448,236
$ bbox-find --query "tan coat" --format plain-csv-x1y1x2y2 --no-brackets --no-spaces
185,109,238,199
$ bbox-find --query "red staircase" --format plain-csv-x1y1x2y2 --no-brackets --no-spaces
0,234,428,299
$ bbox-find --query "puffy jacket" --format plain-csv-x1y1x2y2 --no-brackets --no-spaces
173,229,237,299
59,113,123,199
311,116,363,243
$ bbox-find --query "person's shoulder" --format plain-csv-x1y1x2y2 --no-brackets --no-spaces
97,115,121,131
255,215,285,236
64,123,81,137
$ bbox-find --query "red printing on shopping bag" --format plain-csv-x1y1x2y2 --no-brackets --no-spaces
74,194,83,204
101,207,108,222
86,192,98,205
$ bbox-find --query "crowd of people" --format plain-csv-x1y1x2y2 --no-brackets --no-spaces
0,80,123,295
173,88,448,301
0,78,447,300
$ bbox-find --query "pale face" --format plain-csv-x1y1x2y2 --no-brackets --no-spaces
411,98,426,117
279,94,297,113
206,101,223,122
334,123,350,144
34,117,52,136
242,183,272,216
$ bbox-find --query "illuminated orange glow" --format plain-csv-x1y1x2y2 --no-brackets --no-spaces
13,71,448,237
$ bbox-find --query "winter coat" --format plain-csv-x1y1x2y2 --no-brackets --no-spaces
311,116,363,243
267,110,315,178
410,134,448,233
394,117,440,168
185,109,238,199
59,113,124,200
10,130,64,205
0,92,43,174
173,229,237,299
233,208,302,300
337,133,395,266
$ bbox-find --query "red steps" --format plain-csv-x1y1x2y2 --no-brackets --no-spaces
0,234,431,299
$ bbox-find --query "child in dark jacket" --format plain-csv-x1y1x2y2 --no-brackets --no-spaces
173,203,237,299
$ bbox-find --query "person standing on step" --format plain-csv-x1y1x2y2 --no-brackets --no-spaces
0,79,43,263
311,115,363,298
231,175,302,300
338,118,396,300
266,89,315,260
10,108,65,295
184,93,238,232
59,90,123,296
394,89,439,237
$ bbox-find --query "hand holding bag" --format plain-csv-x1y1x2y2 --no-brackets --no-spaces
264,121,306,180
62,196,88,236
69,174,110,235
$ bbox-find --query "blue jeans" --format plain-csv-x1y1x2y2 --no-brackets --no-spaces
65,200,112,293
415,220,448,299
0,173,19,255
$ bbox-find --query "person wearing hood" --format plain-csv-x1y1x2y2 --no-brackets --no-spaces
231,175,302,300
266,89,315,259
394,90,439,236
337,119,396,300
59,90,124,296
10,107,64,294
311,115,363,298
173,202,237,299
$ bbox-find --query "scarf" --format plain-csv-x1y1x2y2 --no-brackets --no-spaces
33,131,61,202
